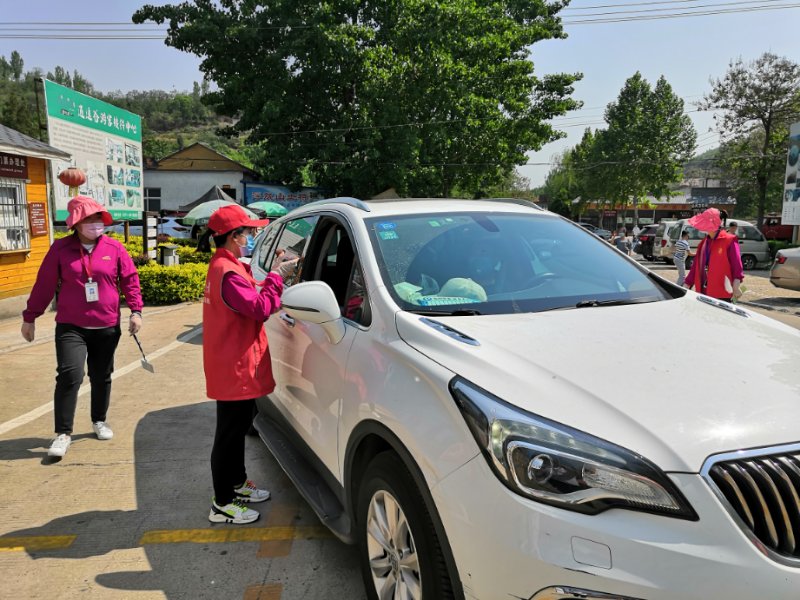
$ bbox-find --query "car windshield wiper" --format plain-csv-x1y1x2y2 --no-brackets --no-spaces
406,308,483,316
574,297,658,308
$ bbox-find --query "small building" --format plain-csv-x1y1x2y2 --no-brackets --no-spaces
142,142,260,212
0,123,71,318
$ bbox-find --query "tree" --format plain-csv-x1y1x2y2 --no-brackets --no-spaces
699,53,800,226
9,51,23,81
134,0,581,198
595,73,696,225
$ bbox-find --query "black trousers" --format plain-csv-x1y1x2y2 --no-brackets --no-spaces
211,399,255,505
54,323,122,435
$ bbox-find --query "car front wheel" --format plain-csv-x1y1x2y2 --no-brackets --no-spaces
741,254,757,270
356,452,457,600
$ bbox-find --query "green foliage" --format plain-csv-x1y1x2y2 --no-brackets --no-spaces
768,240,800,259
134,0,581,198
540,73,696,223
699,53,800,226
137,263,209,304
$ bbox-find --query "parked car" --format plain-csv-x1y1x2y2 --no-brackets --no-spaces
761,215,795,241
633,223,659,260
652,220,677,263
665,219,769,270
770,246,800,291
249,197,800,600
108,217,192,239
578,222,612,240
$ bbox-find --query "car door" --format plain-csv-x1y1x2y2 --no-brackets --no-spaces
267,215,364,477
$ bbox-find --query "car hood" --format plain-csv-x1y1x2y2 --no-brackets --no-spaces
395,295,800,472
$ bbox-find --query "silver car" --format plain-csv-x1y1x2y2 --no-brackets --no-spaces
770,246,800,291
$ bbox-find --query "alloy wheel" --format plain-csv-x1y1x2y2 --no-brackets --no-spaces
366,490,422,600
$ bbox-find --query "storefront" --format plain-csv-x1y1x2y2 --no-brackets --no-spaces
0,124,71,318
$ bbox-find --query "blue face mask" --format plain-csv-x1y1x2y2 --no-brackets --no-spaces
245,235,255,253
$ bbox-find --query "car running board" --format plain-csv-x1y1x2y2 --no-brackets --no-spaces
253,410,354,543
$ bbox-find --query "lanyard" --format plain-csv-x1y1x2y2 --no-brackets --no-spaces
79,244,96,282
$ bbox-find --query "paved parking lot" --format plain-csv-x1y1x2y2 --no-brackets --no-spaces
0,303,365,600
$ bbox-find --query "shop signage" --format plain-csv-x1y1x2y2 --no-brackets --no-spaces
27,202,48,236
0,152,28,179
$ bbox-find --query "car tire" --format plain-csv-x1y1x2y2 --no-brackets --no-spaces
685,256,694,269
662,257,671,264
356,452,457,600
742,254,756,270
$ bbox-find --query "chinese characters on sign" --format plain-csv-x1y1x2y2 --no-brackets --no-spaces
27,202,48,237
0,153,28,179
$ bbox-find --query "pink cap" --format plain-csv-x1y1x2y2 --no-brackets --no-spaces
687,208,721,233
65,195,113,229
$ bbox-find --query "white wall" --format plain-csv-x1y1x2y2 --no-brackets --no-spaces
143,170,245,211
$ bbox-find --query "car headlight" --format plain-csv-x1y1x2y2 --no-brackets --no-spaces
450,377,697,520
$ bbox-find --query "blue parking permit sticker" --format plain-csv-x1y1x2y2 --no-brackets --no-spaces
377,222,396,231
379,230,399,240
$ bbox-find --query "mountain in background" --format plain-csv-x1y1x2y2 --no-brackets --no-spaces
0,50,249,166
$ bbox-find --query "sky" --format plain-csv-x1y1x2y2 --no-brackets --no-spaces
2,1,798,186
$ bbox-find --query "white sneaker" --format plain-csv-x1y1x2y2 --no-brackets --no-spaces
233,479,271,503
208,499,260,524
92,421,114,440
48,434,71,457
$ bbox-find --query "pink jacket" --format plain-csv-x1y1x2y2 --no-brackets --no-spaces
23,233,143,327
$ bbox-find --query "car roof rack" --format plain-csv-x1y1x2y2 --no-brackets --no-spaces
300,197,371,212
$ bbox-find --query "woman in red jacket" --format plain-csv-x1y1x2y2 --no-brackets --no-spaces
21,196,143,458
202,205,297,524
683,208,744,301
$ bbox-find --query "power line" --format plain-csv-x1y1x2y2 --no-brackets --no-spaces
562,0,788,16
563,1,799,22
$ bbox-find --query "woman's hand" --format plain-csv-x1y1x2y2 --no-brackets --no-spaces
271,249,299,280
129,313,143,335
732,280,743,299
21,322,35,342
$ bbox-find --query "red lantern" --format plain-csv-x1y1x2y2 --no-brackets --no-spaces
58,167,86,195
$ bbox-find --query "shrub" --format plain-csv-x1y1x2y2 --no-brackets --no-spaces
137,263,208,304
174,245,212,264
768,240,800,259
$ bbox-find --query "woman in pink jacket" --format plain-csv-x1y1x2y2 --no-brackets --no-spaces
21,196,143,458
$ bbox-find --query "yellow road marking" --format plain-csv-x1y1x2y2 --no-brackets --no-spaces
0,535,76,552
257,504,300,558
244,583,282,600
140,525,331,545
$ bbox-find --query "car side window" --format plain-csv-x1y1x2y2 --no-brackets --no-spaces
686,226,704,241
740,226,764,242
343,260,371,327
256,224,282,272
269,216,319,287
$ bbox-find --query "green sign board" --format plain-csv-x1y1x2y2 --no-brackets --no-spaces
44,80,141,143
44,79,144,221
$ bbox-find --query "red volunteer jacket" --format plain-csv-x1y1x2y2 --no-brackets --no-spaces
203,248,276,401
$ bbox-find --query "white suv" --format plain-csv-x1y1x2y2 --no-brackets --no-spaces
249,198,800,600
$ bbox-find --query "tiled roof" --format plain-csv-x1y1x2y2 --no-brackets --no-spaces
0,123,71,160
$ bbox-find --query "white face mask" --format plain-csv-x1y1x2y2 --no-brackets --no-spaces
78,223,105,241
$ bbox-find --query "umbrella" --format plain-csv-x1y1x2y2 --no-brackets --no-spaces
247,201,288,218
182,200,260,225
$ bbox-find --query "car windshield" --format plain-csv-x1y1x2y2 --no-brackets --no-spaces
366,212,673,315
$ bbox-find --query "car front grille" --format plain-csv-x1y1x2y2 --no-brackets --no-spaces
705,446,800,564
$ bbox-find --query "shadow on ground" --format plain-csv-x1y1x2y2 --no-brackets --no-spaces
2,402,362,598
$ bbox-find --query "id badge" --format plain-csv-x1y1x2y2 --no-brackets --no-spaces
85,280,99,303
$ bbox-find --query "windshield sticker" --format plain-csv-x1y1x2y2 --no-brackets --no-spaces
379,230,399,240
377,222,396,231
428,220,441,227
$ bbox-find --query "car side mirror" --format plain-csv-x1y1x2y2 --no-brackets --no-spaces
280,281,346,344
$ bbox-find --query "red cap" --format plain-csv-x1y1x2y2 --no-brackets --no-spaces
66,195,113,229
208,204,270,235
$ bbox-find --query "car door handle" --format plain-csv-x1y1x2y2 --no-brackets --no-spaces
280,313,295,327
